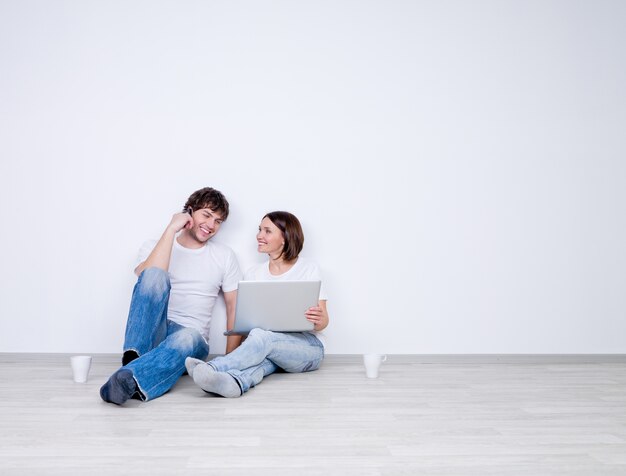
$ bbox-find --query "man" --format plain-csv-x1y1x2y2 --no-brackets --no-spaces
100,187,242,405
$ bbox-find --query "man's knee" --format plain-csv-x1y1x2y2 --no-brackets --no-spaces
172,327,207,356
137,268,170,295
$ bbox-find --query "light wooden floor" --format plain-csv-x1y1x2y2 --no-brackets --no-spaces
1,354,626,476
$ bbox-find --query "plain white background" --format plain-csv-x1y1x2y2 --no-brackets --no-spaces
1,1,624,354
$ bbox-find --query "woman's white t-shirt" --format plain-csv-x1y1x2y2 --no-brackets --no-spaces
244,257,328,347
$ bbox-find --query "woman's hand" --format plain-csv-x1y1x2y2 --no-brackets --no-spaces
305,300,329,331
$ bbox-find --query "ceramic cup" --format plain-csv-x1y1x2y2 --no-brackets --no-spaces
363,353,387,378
70,355,92,383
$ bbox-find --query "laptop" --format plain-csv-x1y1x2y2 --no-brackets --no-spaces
224,280,321,336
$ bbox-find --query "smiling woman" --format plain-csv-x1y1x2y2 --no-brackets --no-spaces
185,210,330,398
257,211,304,262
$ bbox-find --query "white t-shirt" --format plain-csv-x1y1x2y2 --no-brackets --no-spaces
244,257,328,346
136,237,242,341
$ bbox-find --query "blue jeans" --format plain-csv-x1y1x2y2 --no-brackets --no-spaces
119,268,209,401
209,328,324,393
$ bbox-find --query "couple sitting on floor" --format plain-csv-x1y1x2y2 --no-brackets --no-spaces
100,186,329,405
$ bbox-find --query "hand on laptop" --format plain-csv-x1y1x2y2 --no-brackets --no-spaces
305,305,327,331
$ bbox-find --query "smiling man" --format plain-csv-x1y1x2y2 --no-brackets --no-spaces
100,187,242,405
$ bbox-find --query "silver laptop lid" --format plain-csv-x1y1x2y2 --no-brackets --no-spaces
225,280,321,335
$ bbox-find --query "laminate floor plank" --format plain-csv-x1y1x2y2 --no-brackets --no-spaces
1,354,625,475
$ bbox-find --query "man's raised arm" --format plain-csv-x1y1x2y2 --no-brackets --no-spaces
134,212,192,276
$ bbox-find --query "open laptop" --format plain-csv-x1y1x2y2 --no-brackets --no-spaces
224,280,321,336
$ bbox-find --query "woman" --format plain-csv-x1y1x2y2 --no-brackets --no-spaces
185,211,329,397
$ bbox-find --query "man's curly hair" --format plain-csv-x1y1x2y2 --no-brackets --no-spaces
183,187,229,220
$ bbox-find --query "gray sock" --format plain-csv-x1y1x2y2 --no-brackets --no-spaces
99,369,138,405
193,365,242,398
184,357,206,378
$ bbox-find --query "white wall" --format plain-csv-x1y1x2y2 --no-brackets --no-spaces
1,0,625,354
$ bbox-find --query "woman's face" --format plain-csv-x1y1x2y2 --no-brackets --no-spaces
257,217,284,256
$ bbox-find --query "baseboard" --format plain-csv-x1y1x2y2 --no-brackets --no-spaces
351,354,626,364
1,353,625,364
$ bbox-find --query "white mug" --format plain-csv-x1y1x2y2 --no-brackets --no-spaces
70,355,92,383
363,353,387,378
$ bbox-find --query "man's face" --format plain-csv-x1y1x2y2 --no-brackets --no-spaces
189,207,224,243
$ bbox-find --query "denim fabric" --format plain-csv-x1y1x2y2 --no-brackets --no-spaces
209,328,324,393
118,268,209,401
123,267,170,355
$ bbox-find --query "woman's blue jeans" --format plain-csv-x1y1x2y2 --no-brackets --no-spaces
120,267,209,401
209,328,324,394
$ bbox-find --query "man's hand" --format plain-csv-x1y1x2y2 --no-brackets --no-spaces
167,212,193,234
134,211,192,275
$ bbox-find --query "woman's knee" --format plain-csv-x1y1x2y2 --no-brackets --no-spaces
248,328,270,339
277,343,324,373
249,328,276,345
245,328,272,353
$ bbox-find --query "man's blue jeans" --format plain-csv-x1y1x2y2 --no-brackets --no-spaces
209,328,324,394
121,267,209,401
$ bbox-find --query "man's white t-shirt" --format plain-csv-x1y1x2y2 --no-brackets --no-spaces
136,237,242,342
244,257,328,346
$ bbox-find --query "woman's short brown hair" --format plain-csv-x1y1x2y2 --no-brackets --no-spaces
264,211,304,262
183,187,229,220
